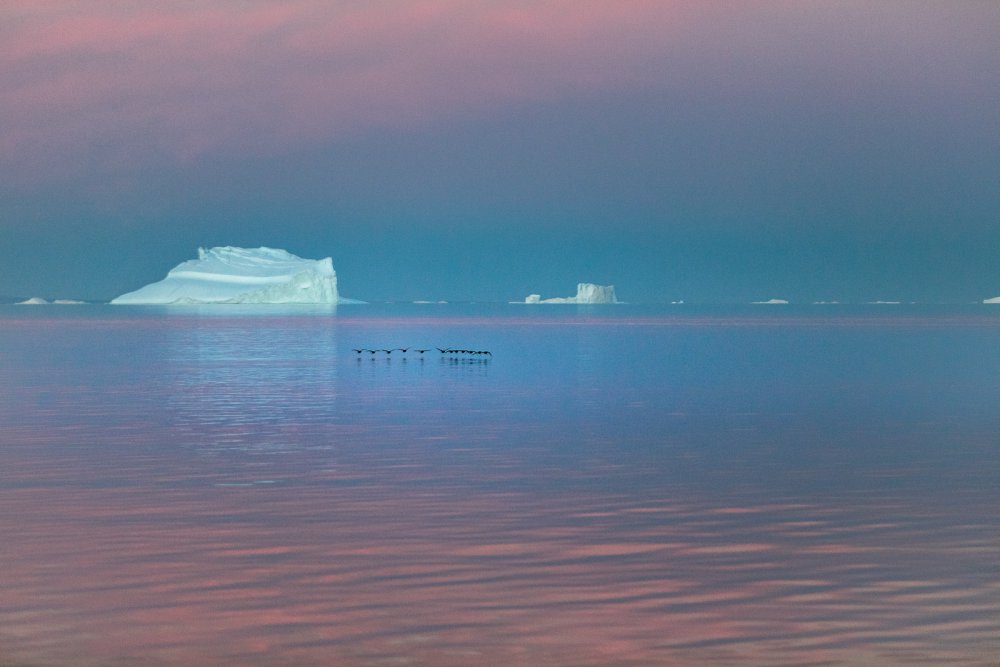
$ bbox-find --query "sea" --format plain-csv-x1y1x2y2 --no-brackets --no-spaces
1,303,998,666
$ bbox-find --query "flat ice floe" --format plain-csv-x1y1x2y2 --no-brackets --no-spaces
16,297,87,304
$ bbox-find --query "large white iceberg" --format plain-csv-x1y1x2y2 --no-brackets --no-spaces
984,297,1000,304
523,283,619,304
112,246,361,304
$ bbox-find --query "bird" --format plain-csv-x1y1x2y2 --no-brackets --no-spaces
352,349,365,354
437,347,449,353
394,348,409,353
415,349,430,354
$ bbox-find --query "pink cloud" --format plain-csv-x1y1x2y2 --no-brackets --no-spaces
0,1,690,183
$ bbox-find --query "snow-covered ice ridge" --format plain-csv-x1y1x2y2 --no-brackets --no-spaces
523,283,618,304
112,246,361,304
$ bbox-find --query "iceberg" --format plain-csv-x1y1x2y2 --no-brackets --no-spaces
752,298,789,304
16,297,86,304
112,246,361,305
522,283,619,304
984,297,1000,304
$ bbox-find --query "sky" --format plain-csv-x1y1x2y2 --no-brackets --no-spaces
2,0,999,303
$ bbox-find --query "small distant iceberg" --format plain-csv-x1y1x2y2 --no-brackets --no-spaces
521,283,619,304
15,297,86,305
984,297,1000,304
752,298,789,304
866,301,901,305
112,246,363,305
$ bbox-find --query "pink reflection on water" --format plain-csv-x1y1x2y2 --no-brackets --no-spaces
3,311,1000,665
1,476,998,666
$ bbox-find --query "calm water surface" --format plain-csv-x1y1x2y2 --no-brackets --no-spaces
1,304,998,665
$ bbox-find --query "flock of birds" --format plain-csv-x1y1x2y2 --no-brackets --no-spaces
352,347,492,357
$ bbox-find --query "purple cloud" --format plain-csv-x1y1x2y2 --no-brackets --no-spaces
1,1,690,184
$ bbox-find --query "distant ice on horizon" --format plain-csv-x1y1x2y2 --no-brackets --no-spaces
752,298,789,304
15,297,86,305
984,297,1000,304
520,283,619,304
111,246,363,305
